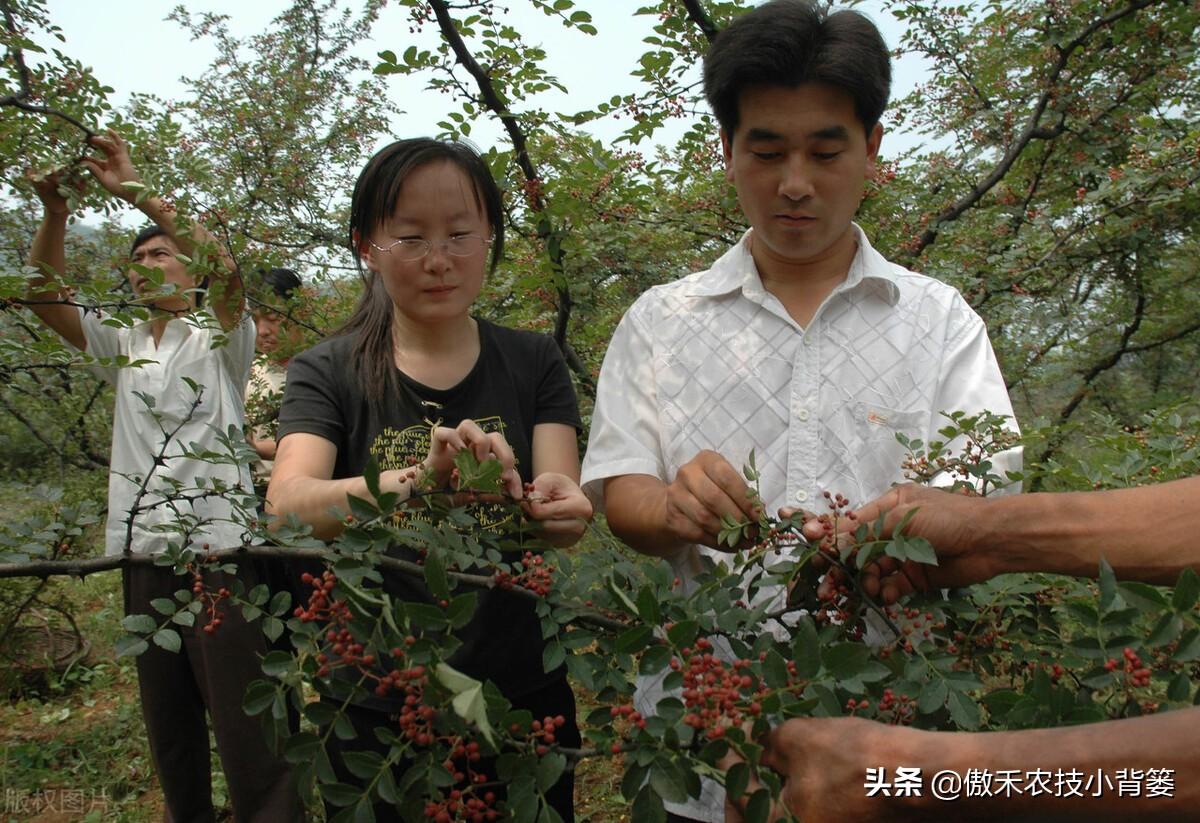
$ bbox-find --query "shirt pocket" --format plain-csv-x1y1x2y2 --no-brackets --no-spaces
851,401,928,490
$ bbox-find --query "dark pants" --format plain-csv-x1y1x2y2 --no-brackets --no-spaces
326,676,580,821
124,564,303,823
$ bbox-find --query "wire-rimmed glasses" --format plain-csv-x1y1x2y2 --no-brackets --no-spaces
368,233,490,261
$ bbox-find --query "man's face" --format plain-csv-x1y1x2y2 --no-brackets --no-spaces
128,235,196,311
722,83,882,273
255,310,283,353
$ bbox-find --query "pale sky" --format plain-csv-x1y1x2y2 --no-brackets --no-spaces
43,0,932,159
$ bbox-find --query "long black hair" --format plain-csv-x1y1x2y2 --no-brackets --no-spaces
341,138,505,406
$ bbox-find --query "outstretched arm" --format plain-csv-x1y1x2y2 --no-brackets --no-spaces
25,170,86,350
266,419,523,541
811,477,1200,603
731,710,1200,823
82,129,244,329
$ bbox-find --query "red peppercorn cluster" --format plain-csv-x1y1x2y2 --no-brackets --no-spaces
607,704,646,752
422,787,498,823
880,607,948,656
875,688,915,725
395,666,437,744
188,566,231,635
527,714,568,756
1106,647,1152,688
493,551,554,597
671,638,773,739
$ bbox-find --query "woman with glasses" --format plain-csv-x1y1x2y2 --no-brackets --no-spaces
267,138,592,820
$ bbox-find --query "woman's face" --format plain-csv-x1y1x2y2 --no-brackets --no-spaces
360,160,491,328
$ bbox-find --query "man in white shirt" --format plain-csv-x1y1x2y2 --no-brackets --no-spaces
580,2,1020,820
27,131,300,821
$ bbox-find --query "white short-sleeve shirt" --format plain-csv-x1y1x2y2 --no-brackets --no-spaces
580,225,1020,821
80,308,256,556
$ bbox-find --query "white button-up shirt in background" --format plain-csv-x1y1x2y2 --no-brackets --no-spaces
80,309,256,556
580,225,1020,822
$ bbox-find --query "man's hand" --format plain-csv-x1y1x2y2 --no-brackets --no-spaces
725,718,921,823
523,472,593,547
81,129,143,202
801,484,998,604
27,167,82,215
665,450,761,551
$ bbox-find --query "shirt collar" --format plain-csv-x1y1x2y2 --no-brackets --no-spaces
685,224,901,306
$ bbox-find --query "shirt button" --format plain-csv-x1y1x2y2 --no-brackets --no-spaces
797,409,810,422
795,490,809,503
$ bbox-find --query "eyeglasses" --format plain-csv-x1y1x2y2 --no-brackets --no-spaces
368,234,490,262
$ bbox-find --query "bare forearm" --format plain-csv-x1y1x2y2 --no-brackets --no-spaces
604,475,687,559
29,210,68,295
266,474,413,541
898,710,1200,820
977,477,1200,584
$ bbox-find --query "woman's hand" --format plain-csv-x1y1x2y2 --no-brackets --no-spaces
422,419,524,500
523,472,593,547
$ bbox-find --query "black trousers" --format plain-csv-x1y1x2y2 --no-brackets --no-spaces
124,564,303,823
325,676,580,821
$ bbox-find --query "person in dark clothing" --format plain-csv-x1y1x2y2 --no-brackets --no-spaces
267,137,592,820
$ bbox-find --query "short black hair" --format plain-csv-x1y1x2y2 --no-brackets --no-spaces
260,267,301,301
129,224,171,258
703,0,891,139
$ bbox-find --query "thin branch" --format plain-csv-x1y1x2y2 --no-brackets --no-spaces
679,0,718,43
904,0,1164,260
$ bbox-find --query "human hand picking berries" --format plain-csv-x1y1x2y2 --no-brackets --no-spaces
418,419,523,501
665,450,763,551
27,166,85,215
521,473,592,547
797,484,1001,604
81,129,145,203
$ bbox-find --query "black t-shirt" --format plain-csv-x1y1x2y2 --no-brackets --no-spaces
278,317,581,701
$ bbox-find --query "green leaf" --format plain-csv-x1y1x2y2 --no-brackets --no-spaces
1175,629,1200,662
1167,671,1192,702
261,650,294,677
150,597,177,615
342,750,385,780
615,625,653,655
635,585,661,625
152,628,181,653
946,690,982,730
1098,557,1118,611
917,678,948,714
114,634,149,658
649,760,688,804
1172,568,1200,612
1117,582,1168,612
436,663,495,746
243,679,278,716
631,785,665,823
790,616,821,679
667,620,699,648
424,550,450,601
543,640,566,672
822,643,870,679
744,788,772,823
725,761,750,801
535,752,567,792
762,649,790,689
121,613,156,634
639,644,672,676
